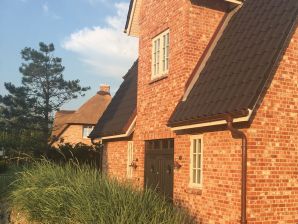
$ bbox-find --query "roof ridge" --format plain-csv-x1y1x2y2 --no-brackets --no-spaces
122,59,138,79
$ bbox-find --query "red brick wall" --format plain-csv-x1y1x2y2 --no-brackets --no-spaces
174,131,245,223
245,27,298,223
53,125,92,146
170,25,297,223
103,0,298,223
170,23,298,223
133,0,226,189
103,140,129,180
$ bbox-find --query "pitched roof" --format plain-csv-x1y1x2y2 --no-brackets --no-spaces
51,88,111,141
70,91,111,125
168,0,298,127
51,110,75,140
89,61,138,139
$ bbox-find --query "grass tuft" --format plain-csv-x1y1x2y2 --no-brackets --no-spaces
11,161,194,224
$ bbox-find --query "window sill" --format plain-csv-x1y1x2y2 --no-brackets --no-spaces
185,187,202,195
149,74,168,84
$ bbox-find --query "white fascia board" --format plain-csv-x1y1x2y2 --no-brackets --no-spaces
98,117,137,141
225,0,243,5
171,109,252,131
126,0,137,36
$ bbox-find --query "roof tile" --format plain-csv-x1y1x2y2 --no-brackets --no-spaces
169,0,298,127
90,61,138,139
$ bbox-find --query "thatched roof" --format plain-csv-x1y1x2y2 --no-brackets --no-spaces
51,86,111,143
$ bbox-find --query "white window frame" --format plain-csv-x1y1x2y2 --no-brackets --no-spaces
127,141,134,179
151,29,170,79
82,125,94,139
189,135,203,189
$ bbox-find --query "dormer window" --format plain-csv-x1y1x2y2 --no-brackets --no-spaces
82,125,94,139
152,29,169,79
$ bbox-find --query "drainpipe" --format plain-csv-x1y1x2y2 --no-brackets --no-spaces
226,116,247,224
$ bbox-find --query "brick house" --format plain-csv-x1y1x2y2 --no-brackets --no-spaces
51,85,111,146
90,0,298,223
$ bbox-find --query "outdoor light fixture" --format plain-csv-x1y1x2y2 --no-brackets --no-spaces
174,161,182,170
174,156,183,170
129,158,138,169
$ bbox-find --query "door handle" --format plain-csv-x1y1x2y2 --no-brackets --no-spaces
150,165,154,173
166,165,171,174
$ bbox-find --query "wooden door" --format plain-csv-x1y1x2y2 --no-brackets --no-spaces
144,139,174,199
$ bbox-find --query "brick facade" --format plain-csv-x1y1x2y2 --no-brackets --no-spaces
101,0,298,223
55,125,92,146
102,139,131,180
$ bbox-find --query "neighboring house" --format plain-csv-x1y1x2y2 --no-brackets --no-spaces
51,85,111,146
90,0,298,223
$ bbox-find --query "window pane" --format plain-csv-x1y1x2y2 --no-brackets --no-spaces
166,33,169,70
127,142,133,178
152,30,169,78
193,169,197,184
197,154,201,169
197,139,201,153
155,40,158,76
197,169,201,184
83,128,87,137
190,137,203,186
166,58,168,71
193,153,197,169
163,35,166,72
157,39,160,74
193,139,196,153
166,33,169,46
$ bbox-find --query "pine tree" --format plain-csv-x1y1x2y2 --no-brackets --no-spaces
0,42,90,151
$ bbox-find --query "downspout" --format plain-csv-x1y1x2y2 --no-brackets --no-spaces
226,116,247,224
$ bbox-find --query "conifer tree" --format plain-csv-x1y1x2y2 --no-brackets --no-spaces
0,42,90,151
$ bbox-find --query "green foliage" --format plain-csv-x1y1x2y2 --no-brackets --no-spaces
0,160,7,173
0,84,38,128
0,127,44,157
0,173,13,198
11,161,195,224
0,42,90,152
19,42,90,121
0,166,23,198
47,142,101,168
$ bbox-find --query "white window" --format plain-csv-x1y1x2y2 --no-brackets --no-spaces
82,125,94,139
127,141,134,178
152,29,170,79
190,136,203,188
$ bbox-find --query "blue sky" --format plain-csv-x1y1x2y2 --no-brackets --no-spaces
0,0,138,110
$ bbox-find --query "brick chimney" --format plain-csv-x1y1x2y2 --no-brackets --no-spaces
99,84,110,94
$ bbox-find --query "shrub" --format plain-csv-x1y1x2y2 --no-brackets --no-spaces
0,160,7,173
47,143,101,168
0,166,23,197
11,161,194,224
